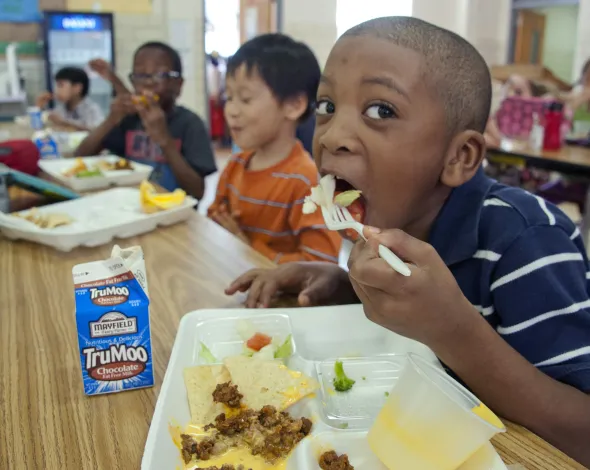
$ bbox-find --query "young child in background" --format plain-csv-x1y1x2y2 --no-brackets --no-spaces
226,18,590,466
209,34,341,264
37,67,104,131
76,42,216,197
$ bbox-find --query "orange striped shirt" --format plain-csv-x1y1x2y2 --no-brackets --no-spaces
208,141,341,264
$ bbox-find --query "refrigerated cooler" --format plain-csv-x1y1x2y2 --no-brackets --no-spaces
42,11,115,116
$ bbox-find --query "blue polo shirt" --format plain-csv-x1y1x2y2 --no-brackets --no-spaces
431,168,590,392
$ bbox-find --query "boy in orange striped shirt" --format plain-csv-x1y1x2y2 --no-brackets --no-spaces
208,34,341,264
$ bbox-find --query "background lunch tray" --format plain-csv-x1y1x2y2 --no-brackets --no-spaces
142,305,508,470
0,187,197,251
38,155,154,192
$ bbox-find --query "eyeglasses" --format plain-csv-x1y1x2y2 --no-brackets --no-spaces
128,71,181,84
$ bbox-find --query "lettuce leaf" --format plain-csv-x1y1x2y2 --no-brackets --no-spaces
199,342,217,363
274,335,293,359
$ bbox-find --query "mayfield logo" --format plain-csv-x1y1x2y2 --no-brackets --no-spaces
89,311,137,338
89,285,129,306
83,344,148,381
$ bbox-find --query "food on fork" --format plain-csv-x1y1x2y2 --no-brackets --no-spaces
139,180,186,214
12,208,74,229
302,174,362,215
319,450,355,470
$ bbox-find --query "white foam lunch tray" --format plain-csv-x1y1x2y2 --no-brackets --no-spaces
142,305,508,470
0,187,197,251
38,155,153,192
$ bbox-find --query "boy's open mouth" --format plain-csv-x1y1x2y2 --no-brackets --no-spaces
332,175,367,225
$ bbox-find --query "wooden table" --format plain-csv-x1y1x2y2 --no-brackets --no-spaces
0,211,586,469
490,139,590,177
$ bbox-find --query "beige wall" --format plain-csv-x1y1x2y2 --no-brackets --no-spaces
535,5,579,83
413,0,510,66
281,0,511,69
574,0,590,82
281,0,337,68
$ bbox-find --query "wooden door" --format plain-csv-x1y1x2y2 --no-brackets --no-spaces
513,10,546,65
239,0,278,44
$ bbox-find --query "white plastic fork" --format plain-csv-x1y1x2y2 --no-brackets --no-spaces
321,205,412,276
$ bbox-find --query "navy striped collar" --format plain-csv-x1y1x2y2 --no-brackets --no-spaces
429,167,495,266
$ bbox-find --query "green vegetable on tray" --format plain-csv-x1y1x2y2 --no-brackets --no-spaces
333,360,355,392
199,342,218,363
75,169,103,178
274,334,293,359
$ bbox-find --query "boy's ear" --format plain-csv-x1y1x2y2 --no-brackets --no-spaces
72,83,83,96
283,93,308,122
173,77,184,98
440,130,486,188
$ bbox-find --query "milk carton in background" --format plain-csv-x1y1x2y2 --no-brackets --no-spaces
73,245,154,395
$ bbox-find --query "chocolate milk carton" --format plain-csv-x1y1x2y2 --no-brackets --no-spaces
73,245,153,395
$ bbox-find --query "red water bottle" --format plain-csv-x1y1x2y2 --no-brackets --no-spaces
542,101,564,151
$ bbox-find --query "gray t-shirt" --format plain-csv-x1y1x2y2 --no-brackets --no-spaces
101,106,217,191
54,97,104,129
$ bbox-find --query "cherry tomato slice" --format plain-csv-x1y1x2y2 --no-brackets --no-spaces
246,333,272,351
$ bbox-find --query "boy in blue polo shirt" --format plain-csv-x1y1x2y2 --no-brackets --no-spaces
77,42,216,197
225,17,590,466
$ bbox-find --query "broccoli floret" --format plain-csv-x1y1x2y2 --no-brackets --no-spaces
333,360,355,392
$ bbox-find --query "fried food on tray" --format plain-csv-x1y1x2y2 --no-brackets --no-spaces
12,208,74,229
180,403,312,465
140,180,186,214
96,158,133,172
319,450,355,470
62,157,88,177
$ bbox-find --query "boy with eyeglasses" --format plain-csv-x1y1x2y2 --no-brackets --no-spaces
77,42,216,197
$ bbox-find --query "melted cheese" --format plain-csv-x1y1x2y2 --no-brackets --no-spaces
186,446,287,470
171,423,289,470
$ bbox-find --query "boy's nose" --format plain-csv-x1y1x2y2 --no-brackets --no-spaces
318,112,362,155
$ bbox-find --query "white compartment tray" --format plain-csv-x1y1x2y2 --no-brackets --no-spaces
39,155,153,192
0,187,197,251
142,305,507,470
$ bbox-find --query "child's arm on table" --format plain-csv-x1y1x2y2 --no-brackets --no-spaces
226,262,358,308
348,228,590,467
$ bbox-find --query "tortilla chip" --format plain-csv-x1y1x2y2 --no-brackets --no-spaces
43,213,74,229
183,365,231,425
223,356,319,411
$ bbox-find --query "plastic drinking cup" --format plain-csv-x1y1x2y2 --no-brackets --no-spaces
368,353,505,470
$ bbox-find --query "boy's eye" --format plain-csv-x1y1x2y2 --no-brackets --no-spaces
316,100,335,115
364,103,396,120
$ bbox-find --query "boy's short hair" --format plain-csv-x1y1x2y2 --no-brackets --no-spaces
227,33,321,121
134,41,183,76
343,17,492,135
55,67,90,97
